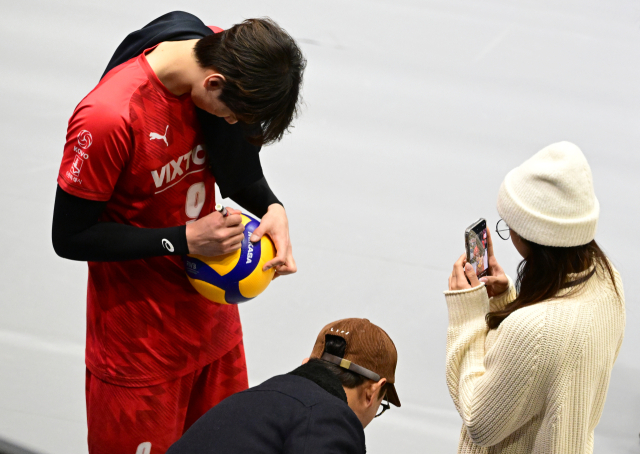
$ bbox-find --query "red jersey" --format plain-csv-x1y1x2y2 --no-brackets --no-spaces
58,49,243,387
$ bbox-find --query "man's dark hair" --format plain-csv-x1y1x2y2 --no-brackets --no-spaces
194,18,306,146
310,335,366,388
310,335,389,400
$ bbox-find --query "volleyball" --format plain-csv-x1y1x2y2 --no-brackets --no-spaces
183,213,276,304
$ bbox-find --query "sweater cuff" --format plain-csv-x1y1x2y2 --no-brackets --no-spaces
444,284,490,327
489,276,516,312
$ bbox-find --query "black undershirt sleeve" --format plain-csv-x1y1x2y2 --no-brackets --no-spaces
228,176,281,218
195,108,282,217
196,108,264,198
52,185,189,262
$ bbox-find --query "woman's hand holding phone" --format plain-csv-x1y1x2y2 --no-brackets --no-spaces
479,229,509,296
449,255,480,290
449,228,509,295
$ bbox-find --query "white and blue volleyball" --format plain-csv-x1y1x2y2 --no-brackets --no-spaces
183,213,276,304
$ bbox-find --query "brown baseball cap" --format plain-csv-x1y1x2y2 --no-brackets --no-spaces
310,318,400,407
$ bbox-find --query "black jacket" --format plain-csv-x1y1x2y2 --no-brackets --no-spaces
167,362,366,454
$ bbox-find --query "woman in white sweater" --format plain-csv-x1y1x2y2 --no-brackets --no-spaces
444,142,625,454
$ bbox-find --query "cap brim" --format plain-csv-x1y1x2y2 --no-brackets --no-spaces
386,383,401,407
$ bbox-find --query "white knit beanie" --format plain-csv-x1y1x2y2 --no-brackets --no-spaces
496,141,599,247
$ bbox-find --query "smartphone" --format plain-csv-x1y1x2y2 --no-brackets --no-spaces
465,218,489,278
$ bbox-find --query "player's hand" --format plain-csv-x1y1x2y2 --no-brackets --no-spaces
448,254,481,291
185,209,245,257
479,229,509,297
250,204,297,278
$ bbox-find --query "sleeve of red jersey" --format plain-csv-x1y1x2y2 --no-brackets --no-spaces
58,102,131,202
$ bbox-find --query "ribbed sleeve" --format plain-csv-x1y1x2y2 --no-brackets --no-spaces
445,281,547,447
489,277,516,312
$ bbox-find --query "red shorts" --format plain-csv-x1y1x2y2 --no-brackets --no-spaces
86,342,248,454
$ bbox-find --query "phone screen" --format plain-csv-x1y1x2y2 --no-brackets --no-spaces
466,220,489,277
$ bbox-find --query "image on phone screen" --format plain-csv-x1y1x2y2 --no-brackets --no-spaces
466,220,489,277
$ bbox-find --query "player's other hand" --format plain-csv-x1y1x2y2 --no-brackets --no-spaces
250,204,297,279
186,208,245,257
479,229,509,297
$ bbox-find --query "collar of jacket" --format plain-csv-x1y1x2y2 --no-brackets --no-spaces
287,361,348,404
102,11,213,79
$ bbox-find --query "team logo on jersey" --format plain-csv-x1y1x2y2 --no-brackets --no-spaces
70,155,84,176
66,130,93,185
149,125,169,147
151,144,207,193
77,130,93,149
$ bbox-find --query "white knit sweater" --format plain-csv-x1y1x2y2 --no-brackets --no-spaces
444,266,625,453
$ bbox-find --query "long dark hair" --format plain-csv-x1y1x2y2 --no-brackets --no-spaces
194,18,306,146
486,239,619,329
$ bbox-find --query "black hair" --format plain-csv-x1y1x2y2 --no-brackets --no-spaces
309,335,366,389
194,18,306,146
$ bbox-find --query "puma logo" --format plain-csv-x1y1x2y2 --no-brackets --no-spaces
149,125,169,147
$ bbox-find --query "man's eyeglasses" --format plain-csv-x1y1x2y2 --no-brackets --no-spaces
375,396,390,418
496,219,510,240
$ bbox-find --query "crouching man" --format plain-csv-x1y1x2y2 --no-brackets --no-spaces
167,318,400,453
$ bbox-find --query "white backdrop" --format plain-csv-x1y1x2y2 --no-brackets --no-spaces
0,1,638,452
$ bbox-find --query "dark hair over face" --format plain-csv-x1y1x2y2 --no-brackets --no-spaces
194,18,306,146
486,239,619,329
